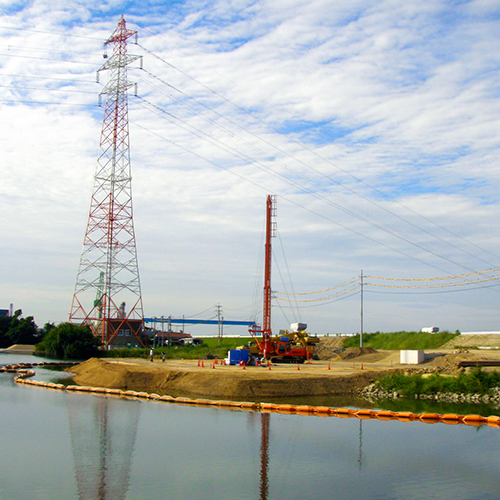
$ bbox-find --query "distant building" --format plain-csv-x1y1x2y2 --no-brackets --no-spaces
109,319,147,348
154,330,192,346
421,326,439,333
0,309,9,318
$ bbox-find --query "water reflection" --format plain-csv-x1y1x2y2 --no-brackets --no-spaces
67,395,141,500
357,420,363,471
260,413,270,500
2,354,500,499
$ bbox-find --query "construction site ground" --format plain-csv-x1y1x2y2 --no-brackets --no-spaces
69,334,500,400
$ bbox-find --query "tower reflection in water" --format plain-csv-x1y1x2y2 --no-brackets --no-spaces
260,412,270,500
67,394,141,500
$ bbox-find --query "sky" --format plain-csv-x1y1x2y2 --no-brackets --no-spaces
1,0,500,336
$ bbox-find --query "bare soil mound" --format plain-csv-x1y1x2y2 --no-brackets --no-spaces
314,336,346,360
0,344,35,354
68,358,382,400
442,334,500,349
340,347,377,360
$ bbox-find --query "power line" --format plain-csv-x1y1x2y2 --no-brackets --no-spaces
136,42,500,270
129,116,465,275
0,72,96,84
2,30,498,282
275,266,500,304
0,51,100,65
0,98,98,107
0,84,98,94
0,24,105,41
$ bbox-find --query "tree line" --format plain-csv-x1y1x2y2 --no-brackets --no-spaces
0,309,100,360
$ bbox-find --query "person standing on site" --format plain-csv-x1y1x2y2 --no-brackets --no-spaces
150,348,154,362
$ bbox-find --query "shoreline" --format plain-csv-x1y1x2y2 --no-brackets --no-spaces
5,359,498,427
68,357,388,399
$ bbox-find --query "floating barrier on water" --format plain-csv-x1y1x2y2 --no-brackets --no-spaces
332,407,354,418
396,411,416,422
354,409,374,419
5,361,500,427
295,405,314,415
375,410,395,421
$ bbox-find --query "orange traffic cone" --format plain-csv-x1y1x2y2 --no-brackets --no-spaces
328,363,331,370
297,363,300,370
242,362,246,370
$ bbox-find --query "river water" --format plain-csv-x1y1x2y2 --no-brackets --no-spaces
1,353,500,500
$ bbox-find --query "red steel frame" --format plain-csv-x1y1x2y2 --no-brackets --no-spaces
69,17,145,348
250,195,277,356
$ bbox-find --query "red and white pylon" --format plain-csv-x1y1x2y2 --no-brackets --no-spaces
69,16,145,348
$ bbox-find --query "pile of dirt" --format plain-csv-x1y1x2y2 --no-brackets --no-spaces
0,344,35,354
340,347,377,360
68,358,380,399
313,336,346,360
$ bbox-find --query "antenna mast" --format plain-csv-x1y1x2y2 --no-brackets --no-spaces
69,16,145,348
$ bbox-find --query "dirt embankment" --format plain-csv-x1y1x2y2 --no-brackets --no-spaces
68,335,500,400
442,334,500,349
69,358,383,400
0,344,35,354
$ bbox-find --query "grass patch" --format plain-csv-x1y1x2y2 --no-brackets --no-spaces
101,337,253,360
344,331,459,350
376,367,500,396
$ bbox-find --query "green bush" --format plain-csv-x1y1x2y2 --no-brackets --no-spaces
35,323,101,360
376,367,500,396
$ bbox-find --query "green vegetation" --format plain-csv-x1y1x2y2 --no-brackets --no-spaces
376,367,500,396
343,330,459,350
35,322,102,360
0,309,40,348
102,336,252,360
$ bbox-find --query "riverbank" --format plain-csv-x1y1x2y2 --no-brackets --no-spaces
69,357,386,399
0,344,35,354
68,347,500,400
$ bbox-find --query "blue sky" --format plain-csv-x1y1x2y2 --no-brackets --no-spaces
1,0,500,335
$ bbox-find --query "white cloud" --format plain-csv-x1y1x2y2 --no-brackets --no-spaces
1,0,500,335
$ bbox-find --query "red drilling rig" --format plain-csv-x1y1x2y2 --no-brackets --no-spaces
248,195,318,363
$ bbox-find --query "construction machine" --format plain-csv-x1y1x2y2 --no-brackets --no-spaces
247,196,319,363
248,322,319,363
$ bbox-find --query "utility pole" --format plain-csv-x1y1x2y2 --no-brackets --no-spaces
216,303,223,344
168,316,172,348
69,17,145,349
360,269,364,348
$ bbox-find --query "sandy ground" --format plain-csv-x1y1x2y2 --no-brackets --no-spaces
70,357,385,399
0,344,35,354
69,337,500,399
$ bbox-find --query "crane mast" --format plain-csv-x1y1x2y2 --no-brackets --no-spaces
251,195,277,356
247,195,317,363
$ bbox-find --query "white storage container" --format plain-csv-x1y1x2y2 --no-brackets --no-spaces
400,350,425,364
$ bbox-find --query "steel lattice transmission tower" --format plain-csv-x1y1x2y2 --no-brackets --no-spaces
70,16,145,348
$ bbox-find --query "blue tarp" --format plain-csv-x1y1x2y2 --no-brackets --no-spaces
228,349,250,365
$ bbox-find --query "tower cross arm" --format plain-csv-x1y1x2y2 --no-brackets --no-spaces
98,54,142,73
